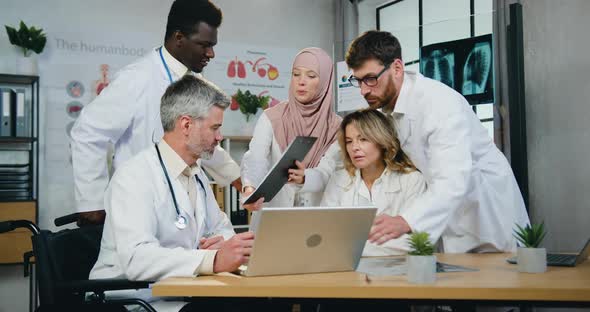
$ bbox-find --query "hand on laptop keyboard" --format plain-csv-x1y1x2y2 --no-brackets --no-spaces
213,232,255,273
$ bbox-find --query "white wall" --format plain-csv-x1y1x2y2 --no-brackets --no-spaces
0,1,335,311
522,0,590,252
359,0,389,34
216,0,335,53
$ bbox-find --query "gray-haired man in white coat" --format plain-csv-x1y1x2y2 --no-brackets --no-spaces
90,75,253,311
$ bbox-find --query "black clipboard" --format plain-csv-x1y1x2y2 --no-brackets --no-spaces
243,136,317,204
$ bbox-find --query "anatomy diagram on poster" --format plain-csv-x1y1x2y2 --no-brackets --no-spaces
203,43,298,136
39,31,154,228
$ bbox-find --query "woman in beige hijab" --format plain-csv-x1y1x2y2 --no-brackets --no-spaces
241,47,341,210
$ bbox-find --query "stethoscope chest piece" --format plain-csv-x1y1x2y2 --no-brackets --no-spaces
155,143,206,232
175,214,187,230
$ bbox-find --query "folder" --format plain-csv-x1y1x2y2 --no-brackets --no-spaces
230,186,239,224
234,186,246,224
210,184,224,211
214,185,225,211
15,90,27,137
1,89,16,137
243,136,318,204
237,191,248,225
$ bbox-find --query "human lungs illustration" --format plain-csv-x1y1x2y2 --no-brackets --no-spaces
226,57,279,80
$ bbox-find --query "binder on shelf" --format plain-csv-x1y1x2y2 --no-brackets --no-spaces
237,191,248,225
0,163,31,200
1,89,16,137
229,185,239,224
0,180,30,188
15,90,27,137
0,189,32,200
0,164,32,200
228,186,249,225
213,185,225,211
210,184,224,211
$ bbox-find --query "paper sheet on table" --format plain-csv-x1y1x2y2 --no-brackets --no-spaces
356,257,478,276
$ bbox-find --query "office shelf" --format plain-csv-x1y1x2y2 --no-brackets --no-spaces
0,74,39,263
0,137,37,143
220,136,252,229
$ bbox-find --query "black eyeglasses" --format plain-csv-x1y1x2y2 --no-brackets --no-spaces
348,63,391,88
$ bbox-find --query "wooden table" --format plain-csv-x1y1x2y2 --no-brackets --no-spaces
153,253,590,307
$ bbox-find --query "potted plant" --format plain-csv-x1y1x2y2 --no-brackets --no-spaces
5,21,47,75
406,231,436,284
513,222,547,273
232,89,270,122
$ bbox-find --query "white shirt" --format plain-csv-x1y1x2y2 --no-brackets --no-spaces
321,168,427,256
71,47,240,213
307,71,530,253
161,45,191,79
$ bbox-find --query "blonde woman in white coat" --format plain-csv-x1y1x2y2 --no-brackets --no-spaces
321,109,426,256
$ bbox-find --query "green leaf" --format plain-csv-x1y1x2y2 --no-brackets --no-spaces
234,89,269,121
5,26,18,45
259,95,270,109
4,21,47,55
407,232,434,256
31,36,46,54
513,222,546,248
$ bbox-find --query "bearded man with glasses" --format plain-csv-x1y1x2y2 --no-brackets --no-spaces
296,30,529,255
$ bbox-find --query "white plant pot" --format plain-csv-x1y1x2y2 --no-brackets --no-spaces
16,56,38,76
406,255,437,284
240,110,263,136
517,247,547,273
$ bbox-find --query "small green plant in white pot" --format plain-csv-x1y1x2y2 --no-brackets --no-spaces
5,21,47,75
406,232,436,284
513,222,547,273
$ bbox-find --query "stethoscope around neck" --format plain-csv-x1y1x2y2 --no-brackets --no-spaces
154,144,206,230
155,48,207,230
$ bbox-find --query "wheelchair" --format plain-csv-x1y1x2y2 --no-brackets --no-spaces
0,213,156,312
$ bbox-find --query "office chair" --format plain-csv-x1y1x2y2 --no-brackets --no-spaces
0,218,156,312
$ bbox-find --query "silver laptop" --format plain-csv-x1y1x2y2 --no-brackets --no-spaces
240,206,377,277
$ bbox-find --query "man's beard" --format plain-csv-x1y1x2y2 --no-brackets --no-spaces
199,149,213,160
187,140,214,161
365,76,397,112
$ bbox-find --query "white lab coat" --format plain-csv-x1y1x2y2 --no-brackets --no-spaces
306,71,530,253
90,146,235,283
71,48,240,213
241,111,339,207
321,168,426,256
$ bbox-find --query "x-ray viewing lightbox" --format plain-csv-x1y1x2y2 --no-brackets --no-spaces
420,34,493,105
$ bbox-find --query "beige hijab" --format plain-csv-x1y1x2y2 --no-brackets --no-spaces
265,47,341,168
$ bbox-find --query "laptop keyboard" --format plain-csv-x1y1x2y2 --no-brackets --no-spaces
547,254,576,265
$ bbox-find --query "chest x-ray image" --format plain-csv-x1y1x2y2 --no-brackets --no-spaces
422,49,455,89
420,34,494,105
462,41,492,96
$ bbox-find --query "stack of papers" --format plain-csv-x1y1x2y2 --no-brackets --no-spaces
356,257,478,277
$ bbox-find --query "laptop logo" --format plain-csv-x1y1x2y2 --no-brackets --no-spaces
306,234,322,248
